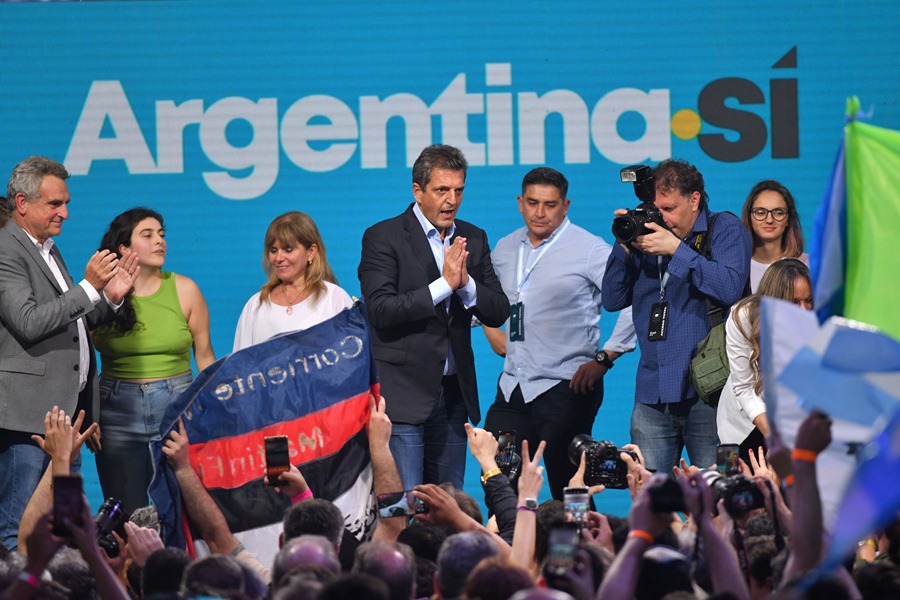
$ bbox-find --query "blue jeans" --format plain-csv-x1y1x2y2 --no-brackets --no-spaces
95,372,192,513
389,376,468,490
0,440,82,552
631,398,718,473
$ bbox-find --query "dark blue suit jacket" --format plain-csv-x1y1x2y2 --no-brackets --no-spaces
358,204,509,424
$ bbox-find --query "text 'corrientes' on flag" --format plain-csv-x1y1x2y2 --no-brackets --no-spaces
148,301,379,552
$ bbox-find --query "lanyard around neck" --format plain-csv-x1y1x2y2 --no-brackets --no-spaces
515,220,569,299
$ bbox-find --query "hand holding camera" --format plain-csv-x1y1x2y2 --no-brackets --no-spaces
630,474,679,541
612,165,681,256
568,435,639,489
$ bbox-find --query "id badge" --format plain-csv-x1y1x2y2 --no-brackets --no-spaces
509,302,524,341
647,301,668,341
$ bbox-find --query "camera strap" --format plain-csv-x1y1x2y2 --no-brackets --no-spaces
693,212,725,327
657,256,670,302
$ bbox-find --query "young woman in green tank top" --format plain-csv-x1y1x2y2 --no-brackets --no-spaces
93,208,216,512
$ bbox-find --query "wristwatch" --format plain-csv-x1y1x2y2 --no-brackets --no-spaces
518,497,539,511
594,350,615,369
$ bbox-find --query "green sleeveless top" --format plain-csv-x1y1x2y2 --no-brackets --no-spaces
94,271,193,378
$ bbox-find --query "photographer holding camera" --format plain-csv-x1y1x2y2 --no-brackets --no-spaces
602,159,751,473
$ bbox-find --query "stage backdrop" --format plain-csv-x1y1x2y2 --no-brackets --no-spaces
2,0,899,516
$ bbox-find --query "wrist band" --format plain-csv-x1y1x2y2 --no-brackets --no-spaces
791,448,818,463
19,571,40,588
481,468,503,485
783,474,795,487
291,488,313,503
628,530,654,544
516,505,537,514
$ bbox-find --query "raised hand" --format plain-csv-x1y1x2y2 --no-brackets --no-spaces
442,236,468,290
161,418,191,473
84,249,119,291
104,248,140,305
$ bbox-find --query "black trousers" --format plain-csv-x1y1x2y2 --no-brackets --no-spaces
484,379,603,500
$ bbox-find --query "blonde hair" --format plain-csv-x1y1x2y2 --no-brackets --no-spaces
734,258,812,395
259,211,337,304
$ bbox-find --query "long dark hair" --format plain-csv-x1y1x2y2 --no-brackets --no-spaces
98,207,165,333
740,180,804,258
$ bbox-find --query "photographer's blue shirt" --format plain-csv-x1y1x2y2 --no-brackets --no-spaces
601,209,751,404
492,218,636,403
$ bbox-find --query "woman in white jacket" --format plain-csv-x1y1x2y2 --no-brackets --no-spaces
717,258,813,467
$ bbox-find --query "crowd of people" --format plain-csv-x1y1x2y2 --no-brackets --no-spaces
1,147,895,599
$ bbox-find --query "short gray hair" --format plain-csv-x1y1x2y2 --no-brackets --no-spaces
6,156,69,211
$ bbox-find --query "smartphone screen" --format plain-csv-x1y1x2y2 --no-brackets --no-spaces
495,430,517,467
264,435,290,486
546,522,579,576
563,486,590,527
716,444,741,476
52,475,84,536
376,491,428,518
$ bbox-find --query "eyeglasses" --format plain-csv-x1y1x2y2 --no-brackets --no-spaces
750,207,788,221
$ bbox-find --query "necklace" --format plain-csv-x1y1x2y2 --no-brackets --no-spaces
280,284,305,314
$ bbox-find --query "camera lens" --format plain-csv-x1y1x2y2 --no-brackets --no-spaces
567,434,593,466
612,215,637,244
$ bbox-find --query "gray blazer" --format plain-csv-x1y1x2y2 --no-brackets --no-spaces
0,221,112,435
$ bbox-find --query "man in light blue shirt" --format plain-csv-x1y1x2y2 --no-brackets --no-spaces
483,167,635,499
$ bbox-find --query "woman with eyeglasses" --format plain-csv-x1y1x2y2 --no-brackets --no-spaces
740,180,807,293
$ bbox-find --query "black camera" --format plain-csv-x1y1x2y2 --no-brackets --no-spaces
702,472,765,517
95,498,130,558
648,475,686,513
612,164,667,244
567,435,638,489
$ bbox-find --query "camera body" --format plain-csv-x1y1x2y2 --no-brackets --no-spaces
95,498,129,558
714,475,765,516
648,475,686,513
701,472,765,517
612,164,668,244
567,434,637,489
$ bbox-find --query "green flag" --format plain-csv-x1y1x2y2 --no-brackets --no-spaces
845,120,900,340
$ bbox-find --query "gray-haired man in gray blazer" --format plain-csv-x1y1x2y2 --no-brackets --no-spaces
0,156,138,551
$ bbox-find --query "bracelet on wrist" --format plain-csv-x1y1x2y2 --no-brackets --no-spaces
783,474,795,487
628,529,654,544
481,467,503,485
791,448,818,463
18,571,40,588
291,488,313,503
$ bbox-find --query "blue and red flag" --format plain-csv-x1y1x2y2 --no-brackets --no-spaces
149,301,378,562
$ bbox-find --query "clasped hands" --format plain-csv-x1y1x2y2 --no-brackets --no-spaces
442,236,470,290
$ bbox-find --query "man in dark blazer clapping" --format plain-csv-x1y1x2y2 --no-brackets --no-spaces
358,145,509,490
